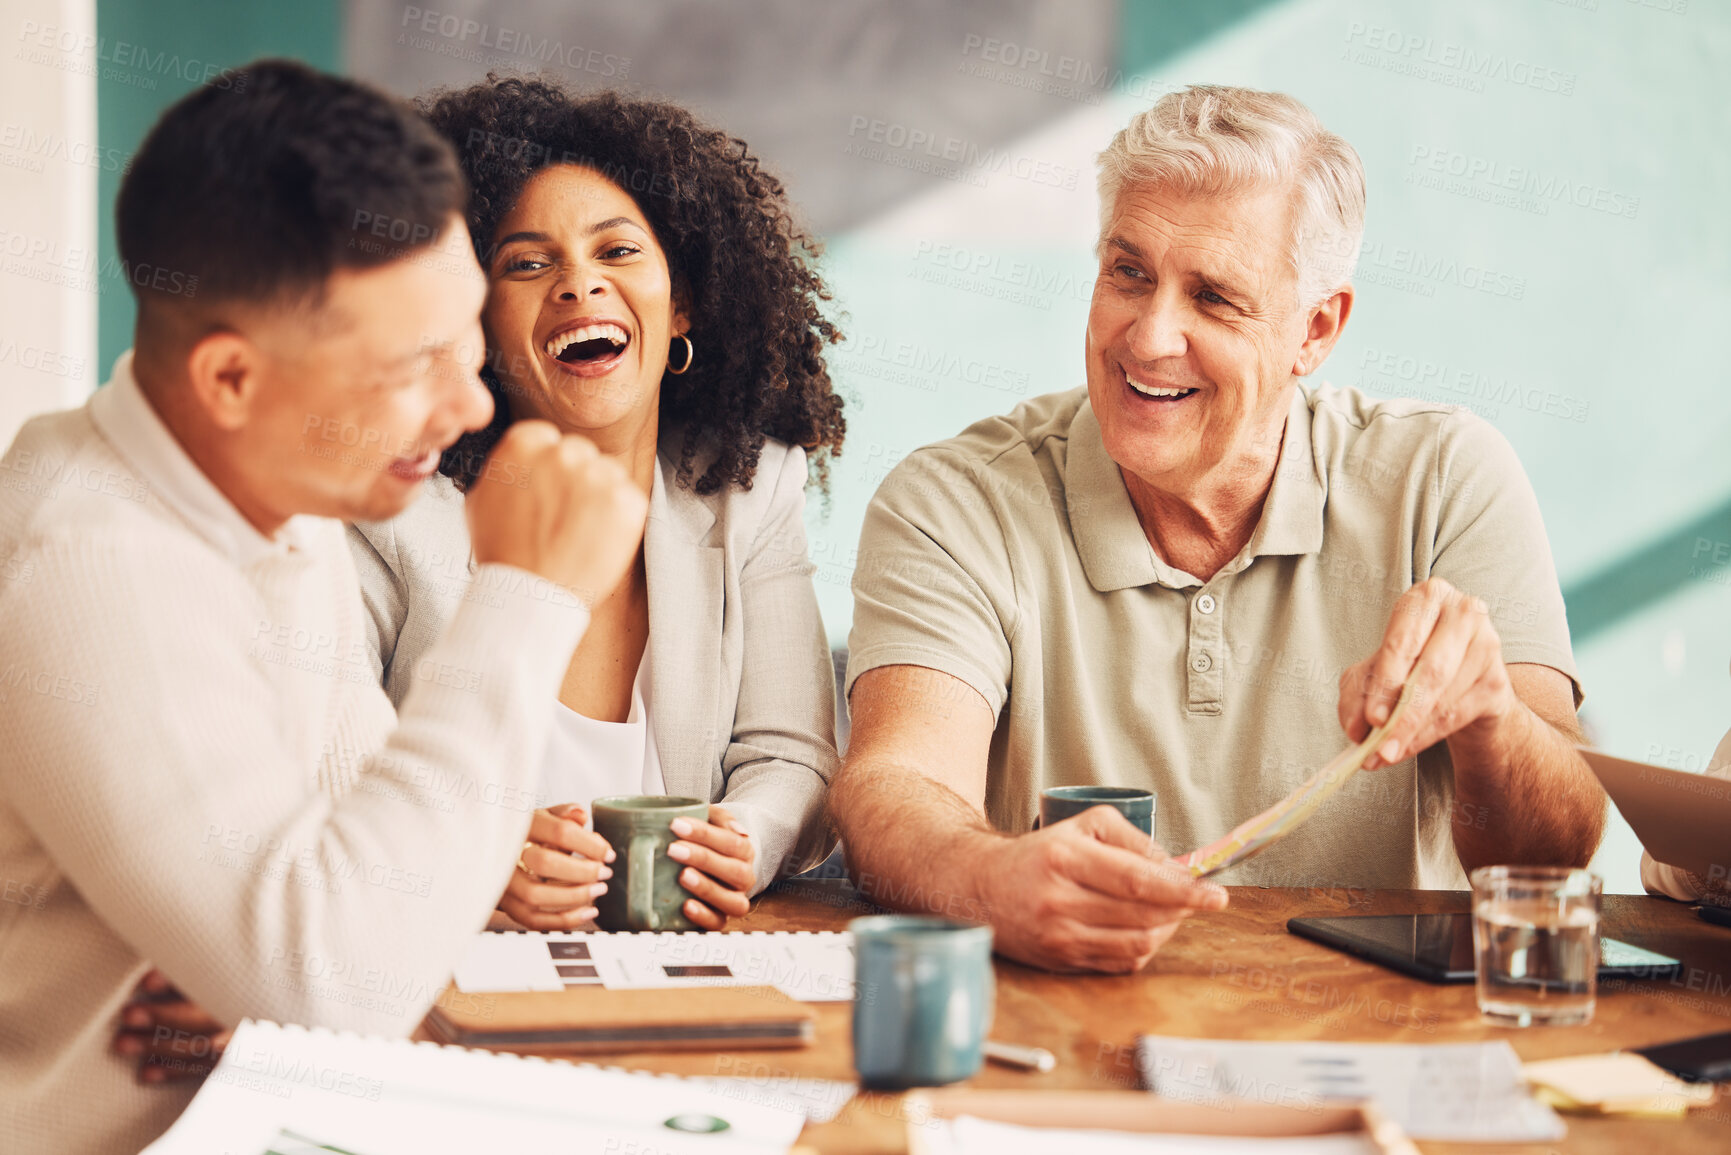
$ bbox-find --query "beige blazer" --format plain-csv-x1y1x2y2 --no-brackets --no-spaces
349,438,838,892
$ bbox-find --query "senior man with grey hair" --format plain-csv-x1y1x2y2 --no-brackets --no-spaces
831,85,1605,975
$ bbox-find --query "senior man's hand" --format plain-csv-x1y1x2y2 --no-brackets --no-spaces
976,806,1228,973
1338,577,1517,770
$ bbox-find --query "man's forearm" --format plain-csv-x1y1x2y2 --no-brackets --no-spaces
830,757,1003,923
1446,702,1605,871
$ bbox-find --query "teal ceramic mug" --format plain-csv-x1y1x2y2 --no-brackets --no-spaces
850,915,995,1090
1038,785,1156,838
590,795,710,932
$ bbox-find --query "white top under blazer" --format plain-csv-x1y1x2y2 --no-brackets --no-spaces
543,641,667,805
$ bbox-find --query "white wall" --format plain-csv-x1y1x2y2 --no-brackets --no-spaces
0,0,100,448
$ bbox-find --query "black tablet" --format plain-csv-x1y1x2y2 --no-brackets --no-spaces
1286,913,1683,984
1636,1030,1731,1082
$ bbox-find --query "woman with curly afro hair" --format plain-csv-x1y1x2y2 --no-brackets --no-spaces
349,74,847,933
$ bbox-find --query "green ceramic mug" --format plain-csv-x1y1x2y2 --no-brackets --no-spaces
591,795,710,932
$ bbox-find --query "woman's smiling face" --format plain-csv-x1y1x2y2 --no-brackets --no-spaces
482,163,685,434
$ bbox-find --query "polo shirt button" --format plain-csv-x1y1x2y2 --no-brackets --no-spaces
1192,652,1212,672
1196,594,1216,614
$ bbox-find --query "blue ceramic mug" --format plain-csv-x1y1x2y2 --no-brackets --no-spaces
850,915,994,1090
1038,785,1156,838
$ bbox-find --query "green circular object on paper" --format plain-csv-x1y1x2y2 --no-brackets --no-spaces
663,1113,731,1133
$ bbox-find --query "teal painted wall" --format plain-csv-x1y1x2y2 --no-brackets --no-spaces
1120,0,1286,73
95,0,341,374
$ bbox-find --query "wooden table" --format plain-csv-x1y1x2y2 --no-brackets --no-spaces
475,881,1731,1153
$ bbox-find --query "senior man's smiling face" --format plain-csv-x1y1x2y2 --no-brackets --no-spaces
1086,182,1330,497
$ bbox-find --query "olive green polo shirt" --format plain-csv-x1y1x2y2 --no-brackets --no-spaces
846,383,1580,890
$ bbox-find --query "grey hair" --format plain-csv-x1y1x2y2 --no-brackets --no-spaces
1097,85,1365,307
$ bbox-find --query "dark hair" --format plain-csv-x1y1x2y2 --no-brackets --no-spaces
117,58,465,308
420,75,845,497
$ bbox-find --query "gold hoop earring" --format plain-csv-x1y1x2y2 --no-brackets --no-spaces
668,334,694,375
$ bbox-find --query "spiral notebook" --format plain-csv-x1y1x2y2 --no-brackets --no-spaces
143,1019,810,1154
454,929,857,1002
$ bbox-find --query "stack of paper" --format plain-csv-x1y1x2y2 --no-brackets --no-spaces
1136,1036,1565,1143
1522,1053,1715,1118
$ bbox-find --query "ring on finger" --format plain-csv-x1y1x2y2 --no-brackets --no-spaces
516,840,539,879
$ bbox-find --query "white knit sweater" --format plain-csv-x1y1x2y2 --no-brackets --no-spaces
0,355,589,1154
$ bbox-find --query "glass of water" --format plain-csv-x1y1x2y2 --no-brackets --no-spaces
1471,865,1601,1027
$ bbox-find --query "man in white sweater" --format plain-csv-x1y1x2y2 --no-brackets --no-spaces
0,61,646,1153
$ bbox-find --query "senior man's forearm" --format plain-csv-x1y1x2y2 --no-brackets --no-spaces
831,758,1003,922
1445,700,1606,872
832,665,1005,920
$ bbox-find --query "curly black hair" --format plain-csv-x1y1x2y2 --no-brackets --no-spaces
420,75,845,496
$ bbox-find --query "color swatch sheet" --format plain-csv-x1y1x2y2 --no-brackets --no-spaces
144,1019,806,1155
1174,683,1418,877
454,929,857,1002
